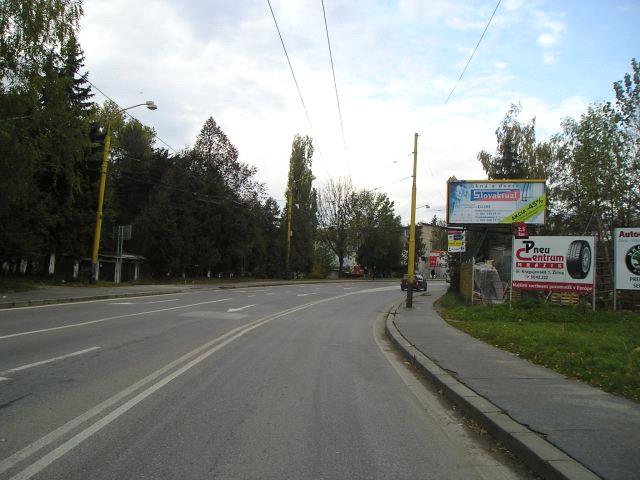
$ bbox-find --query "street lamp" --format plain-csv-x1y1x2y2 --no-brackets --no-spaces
90,101,158,283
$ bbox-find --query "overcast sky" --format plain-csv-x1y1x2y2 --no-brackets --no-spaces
78,0,639,224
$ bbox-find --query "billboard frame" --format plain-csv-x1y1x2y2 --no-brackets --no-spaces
446,179,547,227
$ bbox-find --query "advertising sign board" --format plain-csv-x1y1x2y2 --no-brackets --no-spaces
448,230,466,253
614,228,640,291
447,180,546,225
512,236,595,293
429,251,447,268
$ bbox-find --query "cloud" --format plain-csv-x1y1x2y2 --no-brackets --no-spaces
76,0,590,224
537,32,557,48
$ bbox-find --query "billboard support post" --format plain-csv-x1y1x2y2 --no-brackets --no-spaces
592,251,597,312
510,235,514,310
470,256,475,306
613,289,617,311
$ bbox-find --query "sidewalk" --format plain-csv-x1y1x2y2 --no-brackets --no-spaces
389,291,640,480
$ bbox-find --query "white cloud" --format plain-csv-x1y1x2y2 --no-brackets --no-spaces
76,0,589,225
537,32,557,48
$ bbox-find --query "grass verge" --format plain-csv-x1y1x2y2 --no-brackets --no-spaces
0,277,41,293
439,292,640,402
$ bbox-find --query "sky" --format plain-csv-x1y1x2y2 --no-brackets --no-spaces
77,0,639,224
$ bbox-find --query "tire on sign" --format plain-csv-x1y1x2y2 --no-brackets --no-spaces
566,240,592,279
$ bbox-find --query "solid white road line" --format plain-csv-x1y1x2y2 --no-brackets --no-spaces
226,304,257,313
2,286,397,479
143,299,181,304
296,293,317,297
0,377,9,382
0,347,101,375
0,299,231,341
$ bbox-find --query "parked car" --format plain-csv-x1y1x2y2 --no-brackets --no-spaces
400,274,427,291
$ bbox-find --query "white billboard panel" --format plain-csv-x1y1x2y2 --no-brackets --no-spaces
614,228,640,291
512,236,595,293
447,180,546,225
448,231,466,253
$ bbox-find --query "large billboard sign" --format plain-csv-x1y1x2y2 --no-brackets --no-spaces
447,180,546,225
512,236,595,293
614,228,640,291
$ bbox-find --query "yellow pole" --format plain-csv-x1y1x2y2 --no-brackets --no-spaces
406,132,418,308
286,186,293,278
90,122,111,283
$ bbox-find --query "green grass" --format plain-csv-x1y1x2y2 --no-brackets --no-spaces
0,277,41,293
439,292,640,402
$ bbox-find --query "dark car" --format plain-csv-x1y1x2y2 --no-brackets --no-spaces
400,274,427,291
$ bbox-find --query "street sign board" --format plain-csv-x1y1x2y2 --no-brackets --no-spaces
614,228,640,290
448,230,466,252
512,236,595,293
447,179,546,225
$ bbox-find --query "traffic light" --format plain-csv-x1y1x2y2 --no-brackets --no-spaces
89,122,107,153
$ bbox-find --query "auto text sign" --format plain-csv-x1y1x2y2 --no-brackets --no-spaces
614,228,640,290
512,236,595,293
447,180,546,225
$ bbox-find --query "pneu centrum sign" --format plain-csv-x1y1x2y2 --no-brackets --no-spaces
512,236,595,293
447,179,546,225
614,228,640,291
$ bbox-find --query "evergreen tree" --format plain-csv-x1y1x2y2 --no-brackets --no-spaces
284,135,317,275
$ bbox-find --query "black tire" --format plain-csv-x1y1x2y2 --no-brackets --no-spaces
401,286,405,291
566,240,592,279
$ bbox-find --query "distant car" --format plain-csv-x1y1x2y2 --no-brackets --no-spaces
400,274,427,291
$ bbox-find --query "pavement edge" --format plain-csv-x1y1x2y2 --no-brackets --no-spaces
383,300,601,480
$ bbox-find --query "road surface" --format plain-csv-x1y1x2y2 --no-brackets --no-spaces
0,282,530,479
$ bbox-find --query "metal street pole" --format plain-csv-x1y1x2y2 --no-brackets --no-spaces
286,187,293,279
89,101,157,283
90,122,111,283
406,133,418,308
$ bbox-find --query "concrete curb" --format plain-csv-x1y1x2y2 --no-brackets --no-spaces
0,290,183,310
384,300,601,480
217,279,381,289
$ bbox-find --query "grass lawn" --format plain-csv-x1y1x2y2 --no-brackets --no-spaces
439,292,640,402
0,277,41,293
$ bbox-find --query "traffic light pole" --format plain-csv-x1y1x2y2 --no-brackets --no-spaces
286,187,293,279
406,133,418,308
90,122,111,283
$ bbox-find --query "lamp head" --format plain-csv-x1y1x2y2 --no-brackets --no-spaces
145,101,158,111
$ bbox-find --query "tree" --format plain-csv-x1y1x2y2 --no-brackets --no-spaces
284,135,317,275
1,0,83,87
478,103,550,180
317,176,356,277
352,190,402,276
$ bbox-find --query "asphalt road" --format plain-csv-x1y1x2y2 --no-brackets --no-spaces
0,282,530,479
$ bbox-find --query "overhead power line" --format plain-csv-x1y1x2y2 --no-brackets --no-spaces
443,0,502,105
85,79,179,154
266,0,330,178
321,0,348,173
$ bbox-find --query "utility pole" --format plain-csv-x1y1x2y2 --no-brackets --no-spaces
286,187,293,279
90,123,111,283
406,133,418,308
89,101,157,284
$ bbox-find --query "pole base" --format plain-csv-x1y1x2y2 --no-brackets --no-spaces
406,285,413,308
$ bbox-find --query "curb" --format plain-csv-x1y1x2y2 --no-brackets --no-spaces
0,290,183,310
384,301,601,480
217,279,380,289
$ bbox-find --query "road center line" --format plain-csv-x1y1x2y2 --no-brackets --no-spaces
0,298,231,341
2,286,396,479
0,347,101,375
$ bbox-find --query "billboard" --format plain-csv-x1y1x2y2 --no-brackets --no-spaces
447,180,546,225
448,230,466,253
614,228,640,291
429,251,447,268
512,236,595,293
